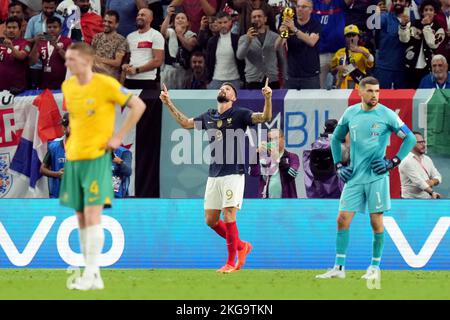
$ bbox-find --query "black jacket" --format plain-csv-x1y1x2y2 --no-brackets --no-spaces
206,33,245,83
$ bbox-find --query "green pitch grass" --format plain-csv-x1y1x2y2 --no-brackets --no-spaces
0,269,449,300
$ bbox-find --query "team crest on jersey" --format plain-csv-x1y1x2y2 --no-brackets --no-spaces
87,109,95,116
227,118,232,125
86,98,95,105
216,130,223,141
217,120,223,128
0,153,12,197
371,123,380,129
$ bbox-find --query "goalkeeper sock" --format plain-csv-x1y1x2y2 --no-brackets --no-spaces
211,220,245,250
84,224,104,276
335,229,350,268
78,227,87,260
371,232,385,267
225,221,240,267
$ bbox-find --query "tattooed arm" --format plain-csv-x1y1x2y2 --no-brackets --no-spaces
251,78,273,124
159,85,195,129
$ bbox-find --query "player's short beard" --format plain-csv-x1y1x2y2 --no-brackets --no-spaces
217,94,229,103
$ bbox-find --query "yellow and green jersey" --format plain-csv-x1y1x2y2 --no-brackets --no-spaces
62,73,132,161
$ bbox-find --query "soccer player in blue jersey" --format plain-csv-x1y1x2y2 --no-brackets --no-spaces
316,76,416,280
160,79,272,273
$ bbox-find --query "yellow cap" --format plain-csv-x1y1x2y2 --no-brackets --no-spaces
344,24,360,35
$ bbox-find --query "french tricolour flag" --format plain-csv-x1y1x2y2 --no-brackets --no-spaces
8,90,63,198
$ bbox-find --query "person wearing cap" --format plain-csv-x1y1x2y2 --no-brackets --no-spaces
160,78,272,273
330,24,374,89
40,113,69,198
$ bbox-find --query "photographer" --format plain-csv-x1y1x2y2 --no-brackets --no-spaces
249,128,299,199
330,24,374,89
237,8,284,89
112,146,132,198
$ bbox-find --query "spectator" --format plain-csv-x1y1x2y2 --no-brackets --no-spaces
278,0,321,89
197,14,219,51
419,54,450,88
122,8,164,89
249,128,299,198
91,10,128,80
303,119,343,198
146,0,164,31
344,0,378,53
74,0,103,44
168,0,217,33
40,113,69,199
372,0,410,89
234,0,277,36
25,0,63,89
0,1,28,38
112,146,133,198
399,0,445,88
331,24,374,89
237,7,285,89
206,11,245,89
160,8,198,88
312,0,352,89
57,0,102,16
434,0,450,59
399,131,443,199
29,16,72,90
106,0,148,37
188,51,209,88
0,17,31,94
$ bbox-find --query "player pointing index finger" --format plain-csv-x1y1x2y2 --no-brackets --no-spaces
159,81,272,273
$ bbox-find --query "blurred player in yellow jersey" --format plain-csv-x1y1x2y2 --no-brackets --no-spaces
60,42,146,291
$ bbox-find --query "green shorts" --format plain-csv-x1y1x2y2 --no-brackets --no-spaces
339,176,391,214
59,152,113,212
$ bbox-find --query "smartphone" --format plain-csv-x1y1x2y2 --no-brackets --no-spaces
0,37,4,44
42,33,53,41
251,22,258,30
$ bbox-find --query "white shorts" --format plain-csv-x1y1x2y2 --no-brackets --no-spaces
204,174,245,210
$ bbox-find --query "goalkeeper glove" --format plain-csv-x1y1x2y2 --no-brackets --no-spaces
371,156,401,175
335,162,353,183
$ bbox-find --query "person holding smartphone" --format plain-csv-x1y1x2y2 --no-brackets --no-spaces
330,24,374,89
237,8,284,89
29,16,72,89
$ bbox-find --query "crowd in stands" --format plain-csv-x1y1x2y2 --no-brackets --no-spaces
3,0,450,94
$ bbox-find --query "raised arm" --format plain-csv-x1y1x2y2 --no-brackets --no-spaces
251,78,273,124
159,84,195,129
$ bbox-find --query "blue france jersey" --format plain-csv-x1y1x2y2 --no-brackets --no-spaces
194,107,253,177
312,0,346,54
333,103,409,185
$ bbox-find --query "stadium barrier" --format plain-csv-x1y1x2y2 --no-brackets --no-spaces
0,199,449,270
1,89,449,199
